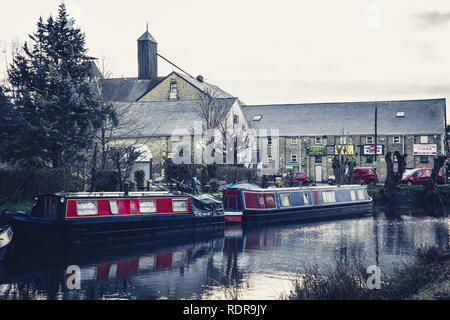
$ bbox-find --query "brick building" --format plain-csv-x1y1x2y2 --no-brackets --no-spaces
243,98,447,182
89,27,448,183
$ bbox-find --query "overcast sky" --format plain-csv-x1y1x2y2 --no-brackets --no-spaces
1,0,450,122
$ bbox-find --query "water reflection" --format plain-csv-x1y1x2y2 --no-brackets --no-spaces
0,209,449,300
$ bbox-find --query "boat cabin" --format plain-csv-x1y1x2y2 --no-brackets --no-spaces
30,192,192,220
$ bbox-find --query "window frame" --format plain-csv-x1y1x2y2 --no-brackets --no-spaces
76,201,98,216
139,199,157,214
109,201,119,215
172,199,188,212
315,137,323,145
280,194,291,207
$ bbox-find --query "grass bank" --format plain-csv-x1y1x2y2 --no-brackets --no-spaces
368,184,450,206
281,245,450,300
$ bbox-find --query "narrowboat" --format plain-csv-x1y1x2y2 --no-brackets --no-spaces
222,183,373,224
2,191,224,248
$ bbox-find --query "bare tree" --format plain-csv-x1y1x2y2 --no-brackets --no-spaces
193,89,250,177
332,131,358,185
383,151,407,199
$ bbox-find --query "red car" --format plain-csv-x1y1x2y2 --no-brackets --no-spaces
284,171,310,186
401,168,445,185
351,167,376,184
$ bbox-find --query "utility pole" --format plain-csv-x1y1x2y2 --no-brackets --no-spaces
374,108,378,185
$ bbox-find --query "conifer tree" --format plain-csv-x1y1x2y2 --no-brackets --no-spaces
6,3,111,168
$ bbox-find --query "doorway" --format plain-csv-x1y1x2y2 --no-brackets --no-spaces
315,165,322,182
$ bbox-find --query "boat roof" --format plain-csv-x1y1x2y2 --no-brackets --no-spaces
226,184,367,192
52,191,177,198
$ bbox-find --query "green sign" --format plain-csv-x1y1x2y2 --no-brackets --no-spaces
372,161,378,169
306,145,326,156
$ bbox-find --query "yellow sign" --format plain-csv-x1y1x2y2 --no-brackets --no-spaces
335,145,355,155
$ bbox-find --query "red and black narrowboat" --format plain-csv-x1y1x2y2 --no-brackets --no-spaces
2,191,224,248
222,183,373,224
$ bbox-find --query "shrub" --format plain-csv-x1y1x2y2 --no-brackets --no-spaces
0,168,84,203
94,170,119,192
134,170,146,190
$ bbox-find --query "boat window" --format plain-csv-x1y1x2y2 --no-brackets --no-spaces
303,193,309,205
173,199,188,212
350,190,356,201
140,200,157,213
76,201,98,216
322,191,336,204
280,194,291,207
357,190,365,200
109,201,119,215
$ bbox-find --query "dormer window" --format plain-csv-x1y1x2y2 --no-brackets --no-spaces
253,115,262,121
396,112,405,118
169,80,178,100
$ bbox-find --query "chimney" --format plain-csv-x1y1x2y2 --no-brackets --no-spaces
137,24,158,80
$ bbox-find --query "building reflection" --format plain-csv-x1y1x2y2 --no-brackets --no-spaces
0,212,449,300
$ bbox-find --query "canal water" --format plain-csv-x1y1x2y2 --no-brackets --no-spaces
0,208,449,300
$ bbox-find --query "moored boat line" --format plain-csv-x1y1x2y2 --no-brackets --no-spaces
2,183,373,248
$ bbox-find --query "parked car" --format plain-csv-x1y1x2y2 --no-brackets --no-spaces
351,167,376,184
284,171,310,186
401,168,445,185
327,168,376,185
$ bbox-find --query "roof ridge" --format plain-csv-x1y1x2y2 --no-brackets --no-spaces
242,97,447,108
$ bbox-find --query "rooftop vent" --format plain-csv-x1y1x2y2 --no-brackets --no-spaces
196,75,204,83
253,115,263,121
396,112,405,118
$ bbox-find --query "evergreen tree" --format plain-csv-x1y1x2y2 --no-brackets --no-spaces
6,3,111,168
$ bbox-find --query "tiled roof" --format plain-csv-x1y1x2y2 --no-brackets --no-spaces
243,98,446,136
112,98,238,137
100,77,165,102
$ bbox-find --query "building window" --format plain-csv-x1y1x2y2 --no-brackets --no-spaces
420,136,428,144
267,154,272,162
291,154,297,163
315,137,322,145
339,136,347,144
290,137,298,145
315,156,322,164
233,115,239,124
420,155,429,163
366,136,374,144
366,156,373,164
267,136,272,146
393,136,401,144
